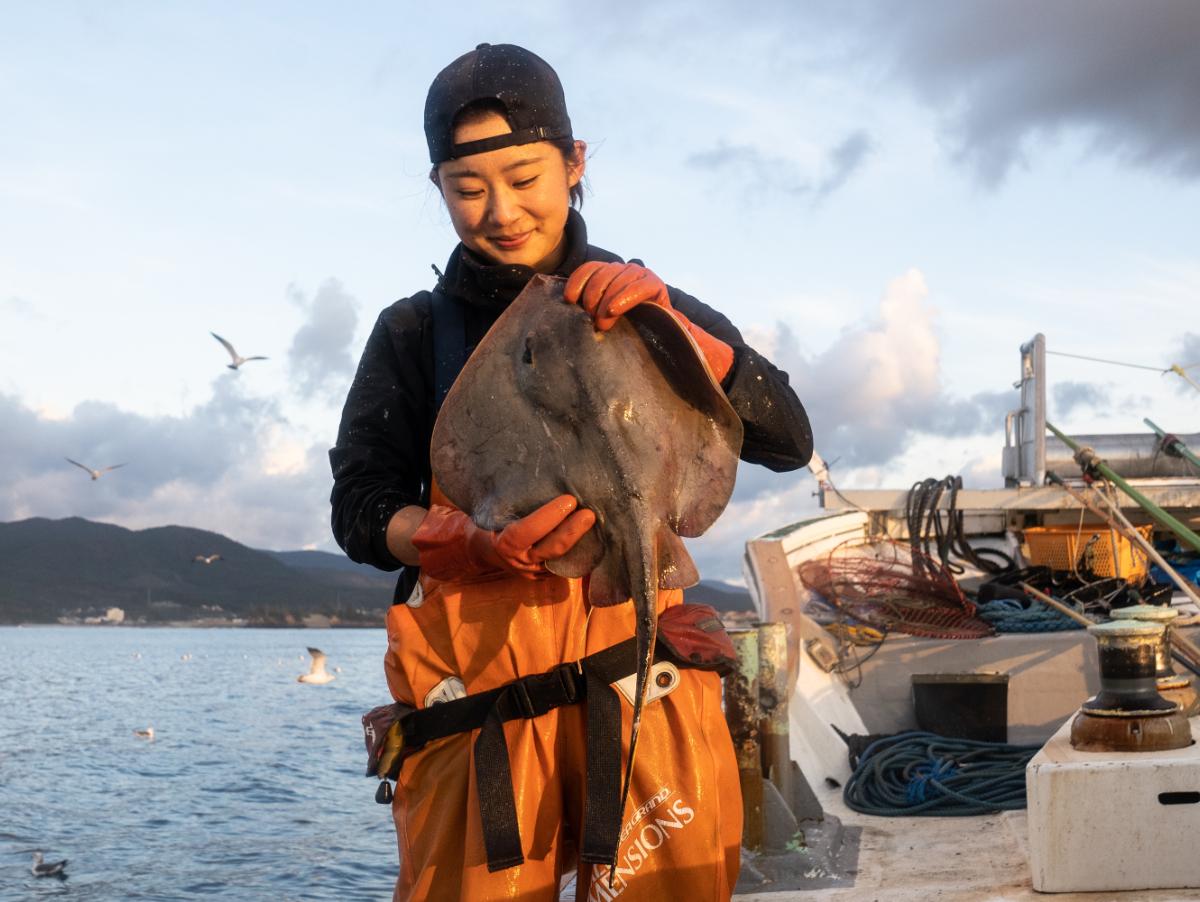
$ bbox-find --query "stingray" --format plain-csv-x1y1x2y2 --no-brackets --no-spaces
431,273,742,859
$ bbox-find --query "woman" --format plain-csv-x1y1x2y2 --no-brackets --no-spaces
331,43,812,901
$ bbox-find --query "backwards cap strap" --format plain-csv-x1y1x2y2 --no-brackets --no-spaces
444,125,570,162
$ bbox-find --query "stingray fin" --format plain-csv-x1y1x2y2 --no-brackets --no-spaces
587,559,630,607
625,305,730,424
546,526,605,579
657,526,699,589
624,305,743,538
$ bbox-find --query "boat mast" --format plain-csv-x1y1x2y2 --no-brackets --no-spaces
1002,333,1046,487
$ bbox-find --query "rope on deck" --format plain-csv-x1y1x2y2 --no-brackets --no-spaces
843,731,1041,817
975,596,1084,632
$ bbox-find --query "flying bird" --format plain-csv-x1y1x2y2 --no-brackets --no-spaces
30,851,68,878
210,332,268,370
65,458,126,481
297,647,335,684
133,726,155,741
192,554,222,565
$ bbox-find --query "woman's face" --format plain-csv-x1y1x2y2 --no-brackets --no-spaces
436,111,584,272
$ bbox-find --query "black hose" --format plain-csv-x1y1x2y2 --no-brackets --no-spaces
905,475,1015,577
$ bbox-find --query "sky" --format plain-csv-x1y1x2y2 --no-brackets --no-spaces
2,1,1197,583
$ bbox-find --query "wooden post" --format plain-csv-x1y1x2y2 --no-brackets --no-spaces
726,629,763,850
757,622,793,817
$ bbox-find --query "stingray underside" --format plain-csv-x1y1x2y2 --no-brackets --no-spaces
431,274,743,603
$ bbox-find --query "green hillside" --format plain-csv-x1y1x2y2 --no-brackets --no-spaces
0,517,395,624
0,517,754,624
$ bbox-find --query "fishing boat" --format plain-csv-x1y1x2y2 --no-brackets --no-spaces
730,334,1200,899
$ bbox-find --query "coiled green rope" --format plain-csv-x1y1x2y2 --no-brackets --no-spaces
843,731,1041,816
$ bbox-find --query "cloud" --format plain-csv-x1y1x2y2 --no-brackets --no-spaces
814,129,875,200
0,381,335,552
858,0,1200,185
2,296,40,319
598,0,1199,186
1048,382,1164,421
678,269,1018,581
286,278,360,402
0,275,370,553
686,129,875,203
1052,381,1108,418
687,143,809,198
759,269,1013,470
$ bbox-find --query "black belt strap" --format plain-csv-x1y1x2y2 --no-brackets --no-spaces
476,662,585,871
398,638,647,872
400,661,586,750
580,646,635,866
474,708,524,870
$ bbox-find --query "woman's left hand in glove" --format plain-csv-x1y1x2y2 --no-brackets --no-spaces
564,261,735,382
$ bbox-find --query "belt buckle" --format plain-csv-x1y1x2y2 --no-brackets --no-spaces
508,663,585,720
510,681,539,719
554,661,583,705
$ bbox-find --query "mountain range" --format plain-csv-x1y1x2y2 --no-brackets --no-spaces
0,518,754,624
0,517,396,625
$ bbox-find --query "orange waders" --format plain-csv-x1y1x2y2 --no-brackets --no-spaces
383,558,743,900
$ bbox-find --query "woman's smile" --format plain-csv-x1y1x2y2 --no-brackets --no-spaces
490,229,533,251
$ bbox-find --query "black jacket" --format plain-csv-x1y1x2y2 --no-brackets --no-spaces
329,210,812,600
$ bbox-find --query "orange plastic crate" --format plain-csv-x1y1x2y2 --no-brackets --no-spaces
1022,523,1152,582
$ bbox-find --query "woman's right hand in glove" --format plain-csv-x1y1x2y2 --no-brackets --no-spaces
411,495,596,581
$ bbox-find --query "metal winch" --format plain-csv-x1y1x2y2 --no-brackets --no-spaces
1070,619,1192,752
1118,604,1200,717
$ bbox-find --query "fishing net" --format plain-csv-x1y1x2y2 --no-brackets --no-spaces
798,539,995,639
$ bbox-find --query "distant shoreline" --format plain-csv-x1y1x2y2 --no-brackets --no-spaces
1,620,385,629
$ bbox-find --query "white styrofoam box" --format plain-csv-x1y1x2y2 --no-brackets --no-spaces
1027,715,1200,893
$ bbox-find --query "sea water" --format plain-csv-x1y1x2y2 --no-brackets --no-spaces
0,627,398,901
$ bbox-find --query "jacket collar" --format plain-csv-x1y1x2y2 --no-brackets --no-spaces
439,208,590,310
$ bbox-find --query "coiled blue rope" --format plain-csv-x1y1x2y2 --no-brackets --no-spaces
976,596,1083,632
843,731,1041,816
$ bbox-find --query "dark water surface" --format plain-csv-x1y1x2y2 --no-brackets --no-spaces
0,627,398,901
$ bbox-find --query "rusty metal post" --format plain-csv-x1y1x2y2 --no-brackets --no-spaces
757,622,793,817
726,628,763,850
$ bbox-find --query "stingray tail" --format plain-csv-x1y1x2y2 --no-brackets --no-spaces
612,529,658,885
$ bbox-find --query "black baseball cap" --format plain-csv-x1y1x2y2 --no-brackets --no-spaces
424,43,573,165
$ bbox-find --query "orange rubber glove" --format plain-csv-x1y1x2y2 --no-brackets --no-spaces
412,495,596,581
564,261,735,382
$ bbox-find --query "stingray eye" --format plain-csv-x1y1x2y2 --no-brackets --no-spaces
522,336,534,365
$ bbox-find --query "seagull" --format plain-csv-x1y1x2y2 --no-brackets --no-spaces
298,647,335,684
210,332,268,370
30,851,68,878
192,554,222,565
133,726,155,741
65,458,127,481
